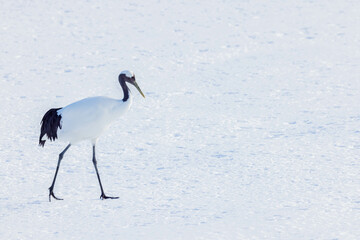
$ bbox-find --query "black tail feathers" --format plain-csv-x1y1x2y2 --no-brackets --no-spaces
39,108,62,147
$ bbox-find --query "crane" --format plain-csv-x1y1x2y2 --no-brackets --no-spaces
39,70,145,201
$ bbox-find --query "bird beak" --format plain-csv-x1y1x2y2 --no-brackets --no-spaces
134,82,145,98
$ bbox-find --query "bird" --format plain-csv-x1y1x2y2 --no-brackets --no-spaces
39,70,145,201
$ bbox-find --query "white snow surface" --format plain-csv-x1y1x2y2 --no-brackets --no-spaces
1,0,359,239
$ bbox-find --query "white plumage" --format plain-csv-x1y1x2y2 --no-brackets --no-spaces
57,96,133,144
39,70,145,201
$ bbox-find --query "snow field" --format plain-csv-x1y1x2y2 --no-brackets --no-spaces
0,0,359,239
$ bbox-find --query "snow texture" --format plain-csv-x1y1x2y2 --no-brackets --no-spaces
0,0,359,239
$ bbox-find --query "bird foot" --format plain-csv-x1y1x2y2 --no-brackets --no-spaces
49,187,63,202
100,193,119,200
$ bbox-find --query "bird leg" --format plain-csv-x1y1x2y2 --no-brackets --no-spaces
92,145,119,200
49,187,63,201
100,193,119,200
48,144,71,202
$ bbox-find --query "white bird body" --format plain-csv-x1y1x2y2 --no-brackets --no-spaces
39,70,145,201
57,96,133,144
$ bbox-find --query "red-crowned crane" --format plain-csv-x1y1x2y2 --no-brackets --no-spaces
39,70,145,201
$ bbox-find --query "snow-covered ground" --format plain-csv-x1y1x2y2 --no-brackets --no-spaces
1,0,359,239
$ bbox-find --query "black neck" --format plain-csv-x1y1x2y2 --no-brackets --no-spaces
119,78,129,102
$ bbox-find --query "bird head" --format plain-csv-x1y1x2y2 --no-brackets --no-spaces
119,70,145,98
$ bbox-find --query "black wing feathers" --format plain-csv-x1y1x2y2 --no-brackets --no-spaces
39,108,62,147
